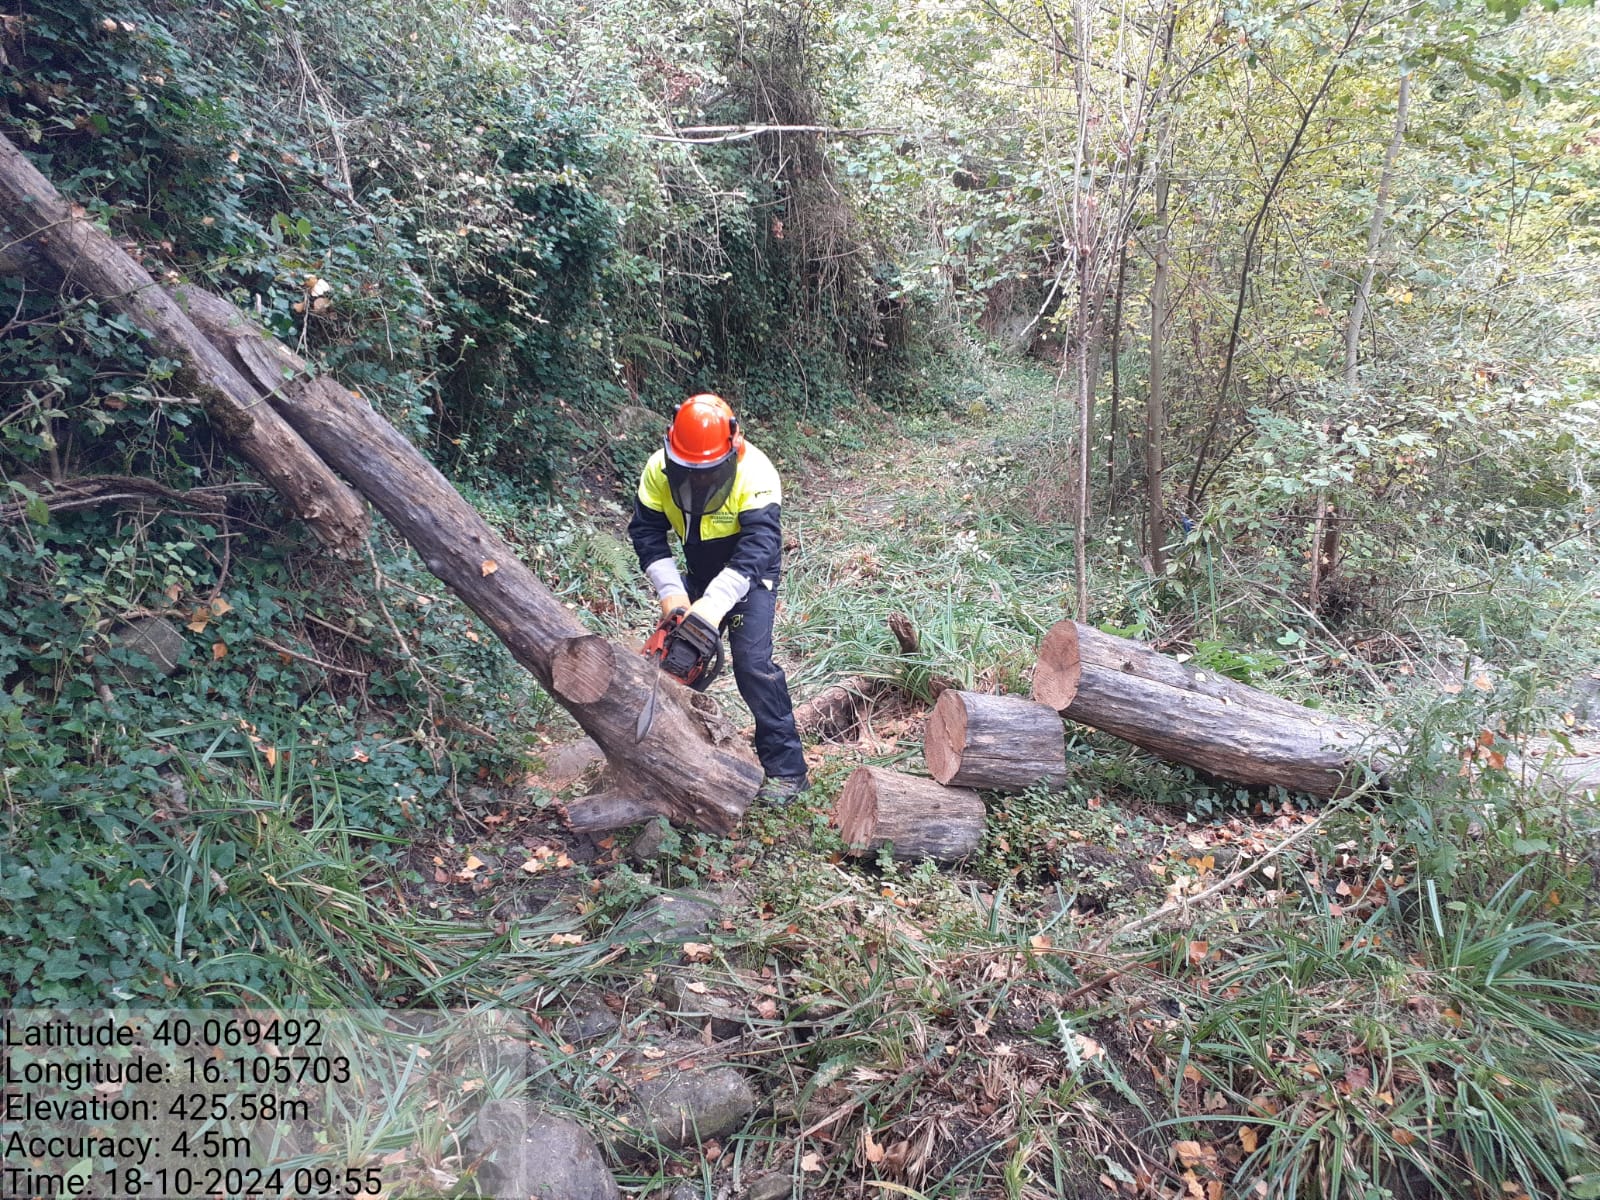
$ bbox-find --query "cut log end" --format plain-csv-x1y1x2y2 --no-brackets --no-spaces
923,689,1069,791
923,689,969,784
834,766,984,862
551,635,618,705
1031,619,1081,710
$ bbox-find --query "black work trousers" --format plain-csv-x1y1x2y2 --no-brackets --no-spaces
687,576,807,780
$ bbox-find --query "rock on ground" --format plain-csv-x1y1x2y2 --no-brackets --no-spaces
613,1043,757,1155
466,1098,619,1200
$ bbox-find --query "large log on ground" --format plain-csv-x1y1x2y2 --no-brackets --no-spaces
0,136,760,832
169,287,760,833
1032,620,1387,797
833,767,984,862
0,133,368,554
923,690,1069,790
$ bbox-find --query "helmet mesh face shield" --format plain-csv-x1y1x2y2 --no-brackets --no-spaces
665,448,737,517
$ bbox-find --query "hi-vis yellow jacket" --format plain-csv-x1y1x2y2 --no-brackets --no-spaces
628,443,784,589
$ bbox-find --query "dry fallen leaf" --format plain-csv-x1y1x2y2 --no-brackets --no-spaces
682,942,713,963
1239,1126,1259,1153
862,1126,885,1164
800,1152,822,1173
481,559,499,576
639,1045,665,1060
755,999,778,1020
548,932,583,946
1173,1140,1208,1168
684,981,709,995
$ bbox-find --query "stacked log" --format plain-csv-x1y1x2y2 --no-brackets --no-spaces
1032,620,1387,797
833,767,984,862
923,690,1069,790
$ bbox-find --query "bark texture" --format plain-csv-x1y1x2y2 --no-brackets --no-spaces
0,132,368,553
833,767,985,862
923,690,1069,791
1032,619,1387,797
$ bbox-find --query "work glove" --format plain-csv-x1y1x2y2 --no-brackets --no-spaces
688,593,731,630
687,567,751,630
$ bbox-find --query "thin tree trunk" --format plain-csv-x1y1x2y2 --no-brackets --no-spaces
1106,242,1127,508
1313,70,1409,610
1343,72,1412,384
1147,152,1171,576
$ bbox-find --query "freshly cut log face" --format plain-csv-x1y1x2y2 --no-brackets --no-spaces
924,689,1069,791
1032,619,1387,798
833,766,984,862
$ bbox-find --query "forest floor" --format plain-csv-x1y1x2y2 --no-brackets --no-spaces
363,365,1600,1199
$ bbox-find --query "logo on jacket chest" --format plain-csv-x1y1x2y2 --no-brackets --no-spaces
700,512,739,537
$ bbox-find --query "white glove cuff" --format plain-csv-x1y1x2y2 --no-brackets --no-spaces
696,568,752,626
645,558,688,603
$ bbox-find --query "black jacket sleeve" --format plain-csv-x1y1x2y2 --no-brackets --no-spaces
724,503,783,585
628,498,674,572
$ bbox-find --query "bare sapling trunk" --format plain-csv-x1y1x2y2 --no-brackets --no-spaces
923,690,1069,791
1314,70,1411,610
833,767,985,862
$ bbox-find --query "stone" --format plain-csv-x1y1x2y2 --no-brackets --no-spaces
628,817,675,865
615,404,667,435
745,1176,794,1200
615,891,719,944
465,1099,620,1200
108,616,187,680
626,1063,757,1151
557,995,620,1046
654,969,757,1041
542,737,606,788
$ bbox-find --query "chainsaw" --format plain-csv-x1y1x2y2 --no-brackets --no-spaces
634,607,724,741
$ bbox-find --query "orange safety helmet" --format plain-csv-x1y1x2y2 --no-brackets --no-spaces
664,394,744,516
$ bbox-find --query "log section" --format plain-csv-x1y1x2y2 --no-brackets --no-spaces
923,690,1069,790
833,767,984,862
1032,619,1386,797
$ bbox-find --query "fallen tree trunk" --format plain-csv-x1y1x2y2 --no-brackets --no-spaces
923,690,1069,791
1,136,760,833
1032,619,1387,797
169,286,760,832
833,767,984,862
0,133,368,554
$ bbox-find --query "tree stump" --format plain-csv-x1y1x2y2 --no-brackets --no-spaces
833,767,984,862
923,690,1069,791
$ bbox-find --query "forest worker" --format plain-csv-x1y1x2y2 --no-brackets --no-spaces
628,393,811,805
